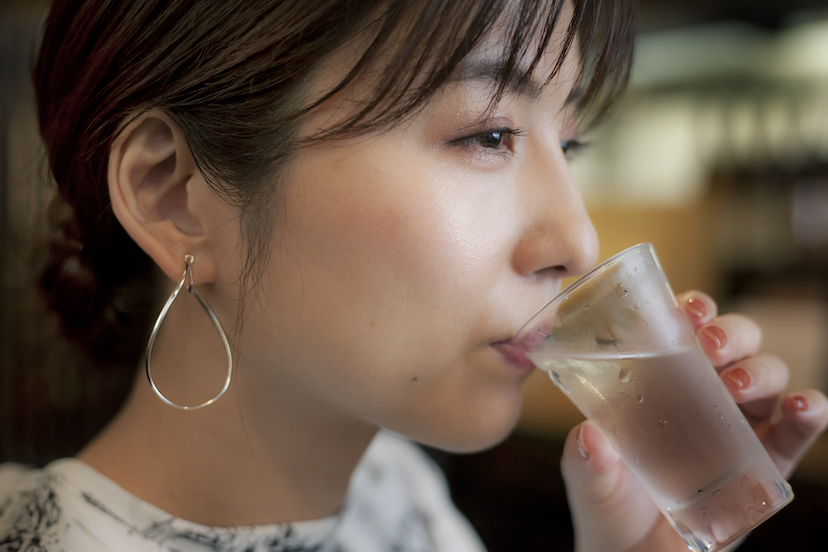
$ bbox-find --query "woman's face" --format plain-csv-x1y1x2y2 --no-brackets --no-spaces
235,27,598,452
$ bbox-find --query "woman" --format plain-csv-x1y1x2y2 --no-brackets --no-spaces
1,0,826,550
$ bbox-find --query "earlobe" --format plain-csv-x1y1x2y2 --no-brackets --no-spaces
108,110,218,284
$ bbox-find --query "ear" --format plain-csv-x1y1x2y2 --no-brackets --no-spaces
108,110,226,284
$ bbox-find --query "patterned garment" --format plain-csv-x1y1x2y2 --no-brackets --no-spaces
0,432,486,552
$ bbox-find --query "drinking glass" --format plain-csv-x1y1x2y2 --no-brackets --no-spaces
515,243,793,552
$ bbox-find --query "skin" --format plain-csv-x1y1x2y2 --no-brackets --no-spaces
563,291,828,552
82,17,598,527
75,7,828,550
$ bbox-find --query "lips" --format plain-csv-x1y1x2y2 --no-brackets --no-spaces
492,340,536,372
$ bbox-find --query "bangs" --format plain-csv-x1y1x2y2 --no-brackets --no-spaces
307,0,636,140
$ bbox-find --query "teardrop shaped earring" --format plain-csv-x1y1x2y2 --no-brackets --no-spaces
145,254,233,410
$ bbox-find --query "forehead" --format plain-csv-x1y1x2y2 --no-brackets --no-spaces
452,29,582,104
302,0,579,136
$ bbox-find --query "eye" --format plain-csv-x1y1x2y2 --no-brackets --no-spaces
561,139,590,159
451,127,523,152
479,130,505,149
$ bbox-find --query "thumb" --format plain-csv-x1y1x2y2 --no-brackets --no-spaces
561,421,623,503
561,421,658,552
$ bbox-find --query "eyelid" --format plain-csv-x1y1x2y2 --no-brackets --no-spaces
561,139,590,159
449,126,526,148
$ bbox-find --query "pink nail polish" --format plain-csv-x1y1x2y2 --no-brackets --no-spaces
685,297,708,319
701,325,727,350
724,367,751,390
791,394,809,412
576,424,590,459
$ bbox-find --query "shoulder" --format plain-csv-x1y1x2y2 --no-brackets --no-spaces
0,462,71,550
0,459,154,552
0,462,36,489
0,462,63,525
337,431,486,552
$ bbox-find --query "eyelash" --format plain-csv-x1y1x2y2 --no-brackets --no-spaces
452,127,525,152
561,139,590,159
452,128,590,160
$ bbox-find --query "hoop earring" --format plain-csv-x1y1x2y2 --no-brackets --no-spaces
145,254,233,410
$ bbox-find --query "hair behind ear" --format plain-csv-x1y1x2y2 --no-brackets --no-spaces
37,194,158,365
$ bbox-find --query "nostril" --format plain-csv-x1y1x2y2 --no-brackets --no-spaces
531,265,567,282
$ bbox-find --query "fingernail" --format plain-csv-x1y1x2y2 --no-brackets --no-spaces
576,424,590,459
685,297,708,319
724,367,751,390
701,325,727,350
791,394,809,412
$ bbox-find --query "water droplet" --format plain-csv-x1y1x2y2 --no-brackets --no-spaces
727,424,733,430
584,304,591,311
620,289,629,298
645,301,650,307
633,266,639,274
634,458,640,466
658,420,668,429
551,371,568,393
637,394,644,403
713,404,718,411
634,302,640,310
718,414,724,420
619,367,634,382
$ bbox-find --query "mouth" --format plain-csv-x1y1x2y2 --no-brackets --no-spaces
491,339,536,372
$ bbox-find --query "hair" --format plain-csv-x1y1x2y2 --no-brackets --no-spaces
34,0,635,365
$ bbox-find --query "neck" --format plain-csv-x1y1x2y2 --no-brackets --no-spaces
78,362,377,527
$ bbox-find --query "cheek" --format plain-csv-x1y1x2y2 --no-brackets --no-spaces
287,156,502,317
236,146,529,453
259,151,514,387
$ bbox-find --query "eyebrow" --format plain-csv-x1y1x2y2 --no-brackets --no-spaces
452,59,581,107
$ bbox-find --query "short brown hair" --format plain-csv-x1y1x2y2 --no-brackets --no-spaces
34,0,635,364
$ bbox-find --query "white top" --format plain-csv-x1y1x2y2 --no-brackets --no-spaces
0,431,486,552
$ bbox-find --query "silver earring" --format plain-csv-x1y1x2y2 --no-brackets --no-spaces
145,254,232,410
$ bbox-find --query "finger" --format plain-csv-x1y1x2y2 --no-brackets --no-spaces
768,389,828,476
560,422,627,552
676,290,718,330
720,354,788,423
696,313,762,369
561,421,622,495
561,422,670,552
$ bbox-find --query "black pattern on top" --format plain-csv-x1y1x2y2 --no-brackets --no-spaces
0,473,64,552
0,432,477,552
0,469,335,552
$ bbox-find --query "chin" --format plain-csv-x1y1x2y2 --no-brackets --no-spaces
403,395,524,454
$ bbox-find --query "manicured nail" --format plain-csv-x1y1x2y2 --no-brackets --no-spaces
791,394,809,412
685,297,708,320
724,367,751,390
701,325,727,350
576,424,590,459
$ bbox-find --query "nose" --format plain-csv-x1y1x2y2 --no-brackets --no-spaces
512,146,599,280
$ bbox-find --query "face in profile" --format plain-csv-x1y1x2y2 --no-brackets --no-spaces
230,9,599,453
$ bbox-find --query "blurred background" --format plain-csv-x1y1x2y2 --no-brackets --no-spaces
2,0,828,550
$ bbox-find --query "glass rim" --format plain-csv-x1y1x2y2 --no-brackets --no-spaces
515,242,654,340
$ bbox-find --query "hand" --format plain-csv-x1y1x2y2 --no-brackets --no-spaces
560,291,828,552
